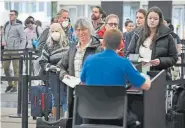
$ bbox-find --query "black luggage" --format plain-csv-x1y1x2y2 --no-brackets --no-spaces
166,110,184,128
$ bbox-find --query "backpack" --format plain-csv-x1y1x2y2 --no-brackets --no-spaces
35,26,39,39
172,86,185,113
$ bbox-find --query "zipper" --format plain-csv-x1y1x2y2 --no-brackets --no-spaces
6,23,11,44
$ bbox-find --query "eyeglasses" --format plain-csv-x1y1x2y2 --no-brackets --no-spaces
9,14,15,16
107,23,118,27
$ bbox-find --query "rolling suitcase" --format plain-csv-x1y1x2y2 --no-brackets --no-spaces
30,85,52,120
36,67,72,128
31,68,52,120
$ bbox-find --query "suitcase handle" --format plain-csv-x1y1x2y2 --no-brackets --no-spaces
41,93,45,111
46,67,60,72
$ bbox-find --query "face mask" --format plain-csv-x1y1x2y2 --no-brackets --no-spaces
62,20,69,28
51,32,60,42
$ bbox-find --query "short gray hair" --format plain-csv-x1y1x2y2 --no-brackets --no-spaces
105,14,119,24
74,17,95,36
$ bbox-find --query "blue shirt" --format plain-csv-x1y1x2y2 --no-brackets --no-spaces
80,49,145,88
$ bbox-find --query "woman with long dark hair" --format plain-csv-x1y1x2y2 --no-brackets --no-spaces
126,6,178,77
125,8,147,54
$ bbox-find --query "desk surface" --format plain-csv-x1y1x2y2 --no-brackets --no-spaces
127,87,143,94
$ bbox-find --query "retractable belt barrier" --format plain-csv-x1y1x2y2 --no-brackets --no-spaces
0,48,61,128
1,48,43,120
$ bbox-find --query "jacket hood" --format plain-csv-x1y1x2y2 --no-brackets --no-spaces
8,19,22,25
157,24,172,38
88,36,101,48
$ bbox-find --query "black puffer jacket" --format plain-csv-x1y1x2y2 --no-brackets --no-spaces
126,24,178,71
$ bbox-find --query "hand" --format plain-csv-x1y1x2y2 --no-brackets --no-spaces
150,59,160,66
116,49,121,54
80,82,86,85
64,74,71,79
50,65,57,69
49,65,58,72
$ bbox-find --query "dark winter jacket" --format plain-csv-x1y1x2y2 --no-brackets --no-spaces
57,36,103,79
126,24,178,71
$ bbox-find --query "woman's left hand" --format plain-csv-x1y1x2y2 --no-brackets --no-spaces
150,59,160,66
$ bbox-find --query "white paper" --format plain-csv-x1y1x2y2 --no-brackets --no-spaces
62,76,80,88
138,58,150,63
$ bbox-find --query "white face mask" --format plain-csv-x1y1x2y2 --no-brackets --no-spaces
62,20,69,28
51,32,60,42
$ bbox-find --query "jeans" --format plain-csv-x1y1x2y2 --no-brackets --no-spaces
48,73,67,112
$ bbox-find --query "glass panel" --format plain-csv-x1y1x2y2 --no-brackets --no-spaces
31,2,36,12
172,7,184,39
21,2,27,13
142,5,148,10
19,2,23,13
51,2,57,17
60,5,85,26
88,5,94,19
25,2,30,13
77,5,85,17
123,2,140,25
47,2,51,17
69,8,77,26
14,2,20,12
5,2,11,10
39,2,44,12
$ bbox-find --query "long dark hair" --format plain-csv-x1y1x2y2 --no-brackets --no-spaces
140,6,164,49
136,9,147,18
